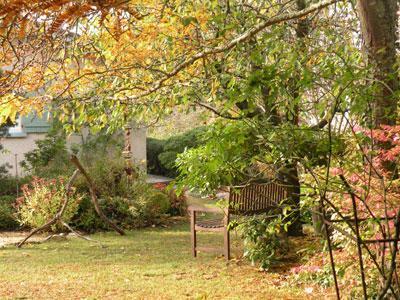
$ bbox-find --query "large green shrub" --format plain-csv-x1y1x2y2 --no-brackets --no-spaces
147,126,206,177
230,215,288,270
152,182,187,216
109,179,170,226
17,177,82,232
72,196,107,232
72,158,171,231
73,155,127,197
72,195,137,232
128,184,170,227
0,195,19,230
73,185,170,231
146,138,166,175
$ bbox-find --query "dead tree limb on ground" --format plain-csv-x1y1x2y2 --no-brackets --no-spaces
61,221,104,246
70,155,125,235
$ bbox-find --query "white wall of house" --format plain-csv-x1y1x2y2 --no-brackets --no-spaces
0,127,147,176
0,133,47,176
66,127,147,170
131,127,147,170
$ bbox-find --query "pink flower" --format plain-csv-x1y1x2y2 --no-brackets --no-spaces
348,173,359,183
330,167,343,176
290,265,321,274
371,130,390,142
290,266,302,274
380,125,393,131
352,125,363,132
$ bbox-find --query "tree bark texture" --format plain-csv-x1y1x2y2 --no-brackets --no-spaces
357,0,399,126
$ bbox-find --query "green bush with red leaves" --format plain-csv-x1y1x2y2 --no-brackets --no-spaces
16,177,83,232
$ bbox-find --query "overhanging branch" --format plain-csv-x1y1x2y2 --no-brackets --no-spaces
194,101,243,120
127,0,340,101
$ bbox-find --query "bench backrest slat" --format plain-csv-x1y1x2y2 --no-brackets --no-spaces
229,182,287,214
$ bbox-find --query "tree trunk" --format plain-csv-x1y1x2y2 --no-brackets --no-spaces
357,0,399,127
284,0,309,236
357,0,399,176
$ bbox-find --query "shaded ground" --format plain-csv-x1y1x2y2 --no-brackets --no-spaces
0,221,335,299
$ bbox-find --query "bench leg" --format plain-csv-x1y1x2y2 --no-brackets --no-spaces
190,211,197,257
223,210,230,260
224,228,230,260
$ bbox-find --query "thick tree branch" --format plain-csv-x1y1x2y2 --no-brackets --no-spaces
70,155,125,236
127,0,340,101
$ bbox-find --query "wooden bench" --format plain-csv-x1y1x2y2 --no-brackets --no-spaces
188,182,288,260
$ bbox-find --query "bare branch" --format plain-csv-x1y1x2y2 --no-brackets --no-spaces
193,101,243,120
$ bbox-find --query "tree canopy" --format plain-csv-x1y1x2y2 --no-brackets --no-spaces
1,1,400,297
0,0,345,130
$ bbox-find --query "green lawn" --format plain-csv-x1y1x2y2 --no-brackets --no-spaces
0,222,333,299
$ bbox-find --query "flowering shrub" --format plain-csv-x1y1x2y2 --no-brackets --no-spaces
152,182,187,216
300,124,400,297
17,177,82,232
129,189,171,227
328,126,400,239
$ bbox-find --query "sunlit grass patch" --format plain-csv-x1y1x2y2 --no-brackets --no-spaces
0,223,332,299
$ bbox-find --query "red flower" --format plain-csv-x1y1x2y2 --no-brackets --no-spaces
153,182,167,190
